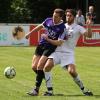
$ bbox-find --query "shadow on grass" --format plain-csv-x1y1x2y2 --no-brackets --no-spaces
94,95,100,98
53,94,100,98
53,94,84,97
23,93,100,98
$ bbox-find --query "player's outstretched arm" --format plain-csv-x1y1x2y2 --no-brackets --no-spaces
84,19,92,38
25,24,43,39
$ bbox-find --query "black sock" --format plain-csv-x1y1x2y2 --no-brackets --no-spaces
81,87,84,90
35,70,45,88
34,70,37,74
47,87,53,91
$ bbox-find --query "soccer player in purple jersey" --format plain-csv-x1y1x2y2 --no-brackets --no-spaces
25,8,67,96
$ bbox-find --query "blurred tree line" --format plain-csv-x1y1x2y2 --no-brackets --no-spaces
0,0,64,23
0,0,98,23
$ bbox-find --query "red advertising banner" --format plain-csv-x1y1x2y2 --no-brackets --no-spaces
29,24,45,46
29,24,100,46
77,25,100,46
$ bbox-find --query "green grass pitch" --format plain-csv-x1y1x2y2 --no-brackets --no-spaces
0,47,100,100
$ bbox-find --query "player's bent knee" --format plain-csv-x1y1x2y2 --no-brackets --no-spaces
43,67,47,72
68,69,77,77
32,66,37,71
68,69,74,74
43,66,50,72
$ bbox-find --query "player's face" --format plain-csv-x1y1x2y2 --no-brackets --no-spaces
66,12,74,25
53,12,62,24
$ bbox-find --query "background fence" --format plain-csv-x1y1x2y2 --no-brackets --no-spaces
0,24,100,46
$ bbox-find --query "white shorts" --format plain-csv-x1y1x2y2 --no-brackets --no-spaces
48,51,75,68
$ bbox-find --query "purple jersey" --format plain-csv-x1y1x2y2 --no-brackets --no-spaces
39,18,66,47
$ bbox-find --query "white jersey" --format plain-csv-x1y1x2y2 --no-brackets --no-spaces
55,23,86,55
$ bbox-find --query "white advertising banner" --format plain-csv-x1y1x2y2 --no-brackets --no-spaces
0,24,30,46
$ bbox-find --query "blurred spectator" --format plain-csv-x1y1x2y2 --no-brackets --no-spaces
86,6,96,24
75,9,85,26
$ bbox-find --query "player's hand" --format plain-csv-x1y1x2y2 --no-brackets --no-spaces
86,19,93,26
25,33,30,39
41,34,48,40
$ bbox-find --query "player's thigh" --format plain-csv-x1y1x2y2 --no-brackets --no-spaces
37,55,48,70
61,54,75,68
43,58,54,72
32,55,41,69
48,52,60,66
37,48,55,70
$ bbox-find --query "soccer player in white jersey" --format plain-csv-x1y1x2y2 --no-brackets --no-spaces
43,9,93,96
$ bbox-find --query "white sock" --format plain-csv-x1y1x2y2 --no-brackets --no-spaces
44,72,53,89
73,75,84,90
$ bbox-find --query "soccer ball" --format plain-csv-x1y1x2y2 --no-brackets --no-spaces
4,66,16,79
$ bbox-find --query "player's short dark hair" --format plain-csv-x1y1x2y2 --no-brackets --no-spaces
65,9,76,17
54,8,65,17
12,26,24,37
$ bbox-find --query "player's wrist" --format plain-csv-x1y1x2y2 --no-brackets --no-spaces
87,24,92,28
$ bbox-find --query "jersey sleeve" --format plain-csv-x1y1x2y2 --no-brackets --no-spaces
42,18,51,28
58,28,67,40
79,25,86,35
